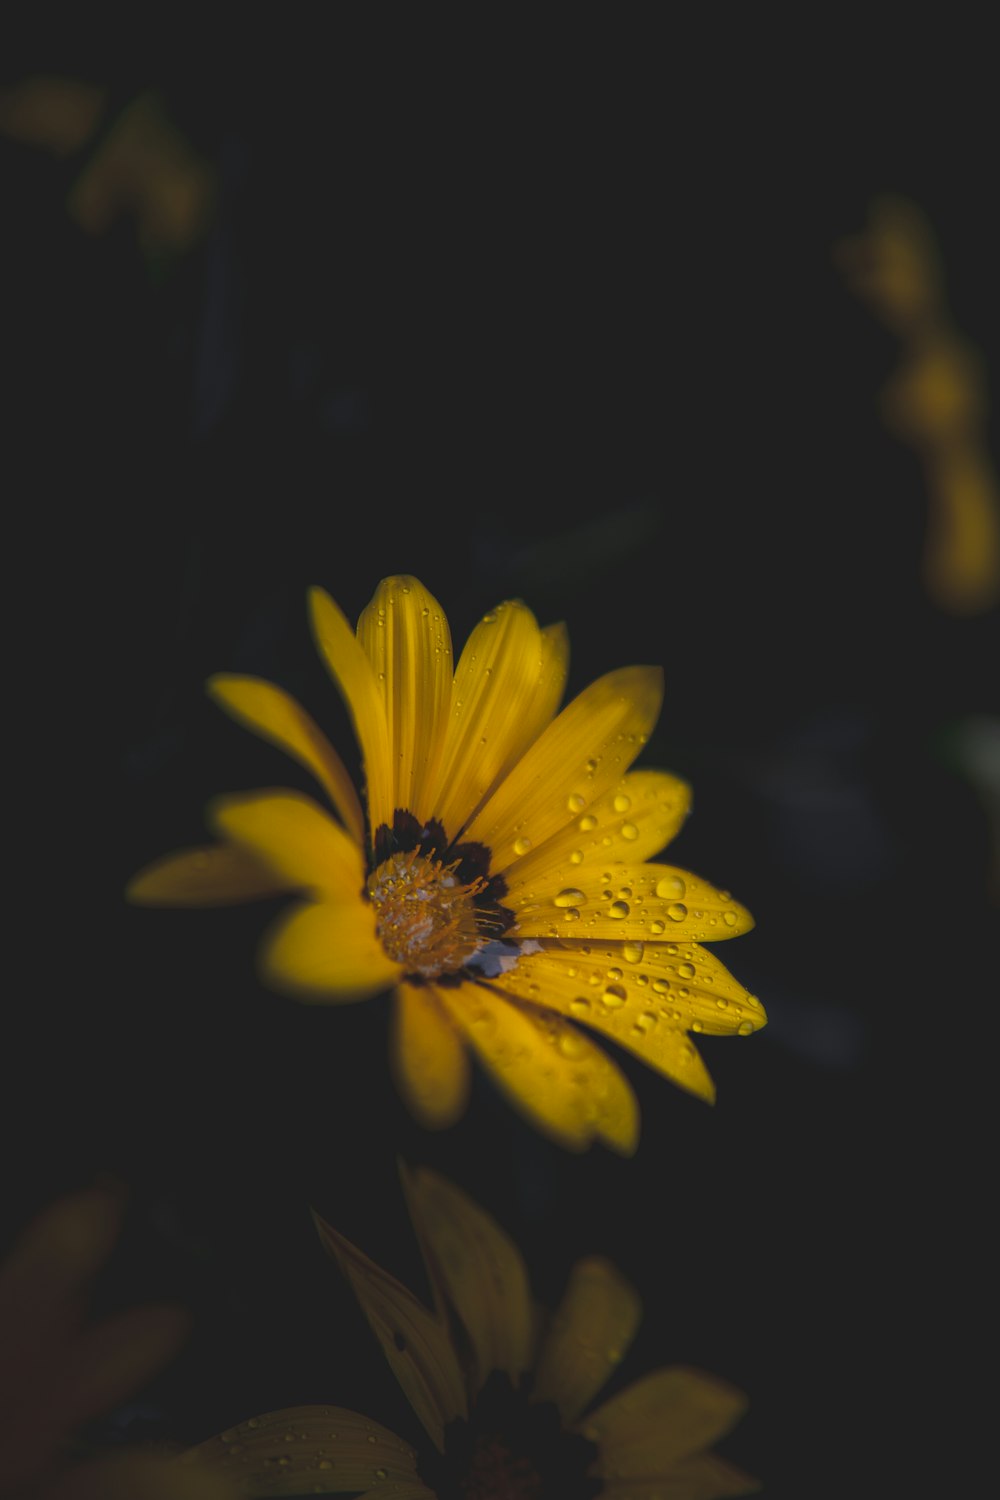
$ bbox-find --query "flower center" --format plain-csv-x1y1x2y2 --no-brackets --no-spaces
421,1371,602,1500
368,850,489,978
459,1435,543,1500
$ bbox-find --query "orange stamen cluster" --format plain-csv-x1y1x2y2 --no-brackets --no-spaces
367,849,490,978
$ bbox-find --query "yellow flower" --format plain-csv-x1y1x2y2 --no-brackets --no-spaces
0,1186,235,1500
128,576,765,1151
185,1167,758,1498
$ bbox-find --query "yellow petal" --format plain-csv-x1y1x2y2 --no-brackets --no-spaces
435,982,638,1155
464,666,663,873
125,843,290,906
0,1187,125,1312
350,1486,436,1499
532,620,571,728
400,1164,534,1394
531,1256,642,1424
430,600,560,840
391,983,470,1130
600,1454,759,1500
351,1487,438,1499
45,1453,239,1500
207,674,365,846
504,942,766,1038
356,577,453,826
586,1365,750,1474
183,1405,431,1496
514,864,753,944
261,899,400,1002
312,1219,467,1452
309,585,393,840
56,1303,192,1438
493,947,721,1103
0,1191,190,1482
210,790,365,901
502,769,692,895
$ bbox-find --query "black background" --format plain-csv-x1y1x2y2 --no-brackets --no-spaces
5,17,998,1500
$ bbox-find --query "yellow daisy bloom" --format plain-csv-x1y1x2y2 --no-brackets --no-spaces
128,576,765,1152
185,1166,758,1498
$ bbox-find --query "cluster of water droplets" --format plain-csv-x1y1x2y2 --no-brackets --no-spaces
501,923,763,1053
212,1413,415,1491
511,861,743,943
504,736,657,865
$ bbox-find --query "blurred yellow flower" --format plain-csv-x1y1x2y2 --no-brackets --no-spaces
836,195,1000,615
0,76,215,264
66,90,215,261
0,74,106,156
0,1186,234,1500
185,1166,758,1498
129,576,765,1151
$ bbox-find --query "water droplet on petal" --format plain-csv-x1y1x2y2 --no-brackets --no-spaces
513,836,532,856
608,900,630,919
613,793,631,813
569,849,584,865
601,983,627,1008
620,821,639,840
554,888,587,907
678,961,696,979
578,815,598,832
623,941,644,963
567,793,586,813
738,1020,755,1035
649,919,666,935
667,902,688,922
656,874,686,899
723,909,738,926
